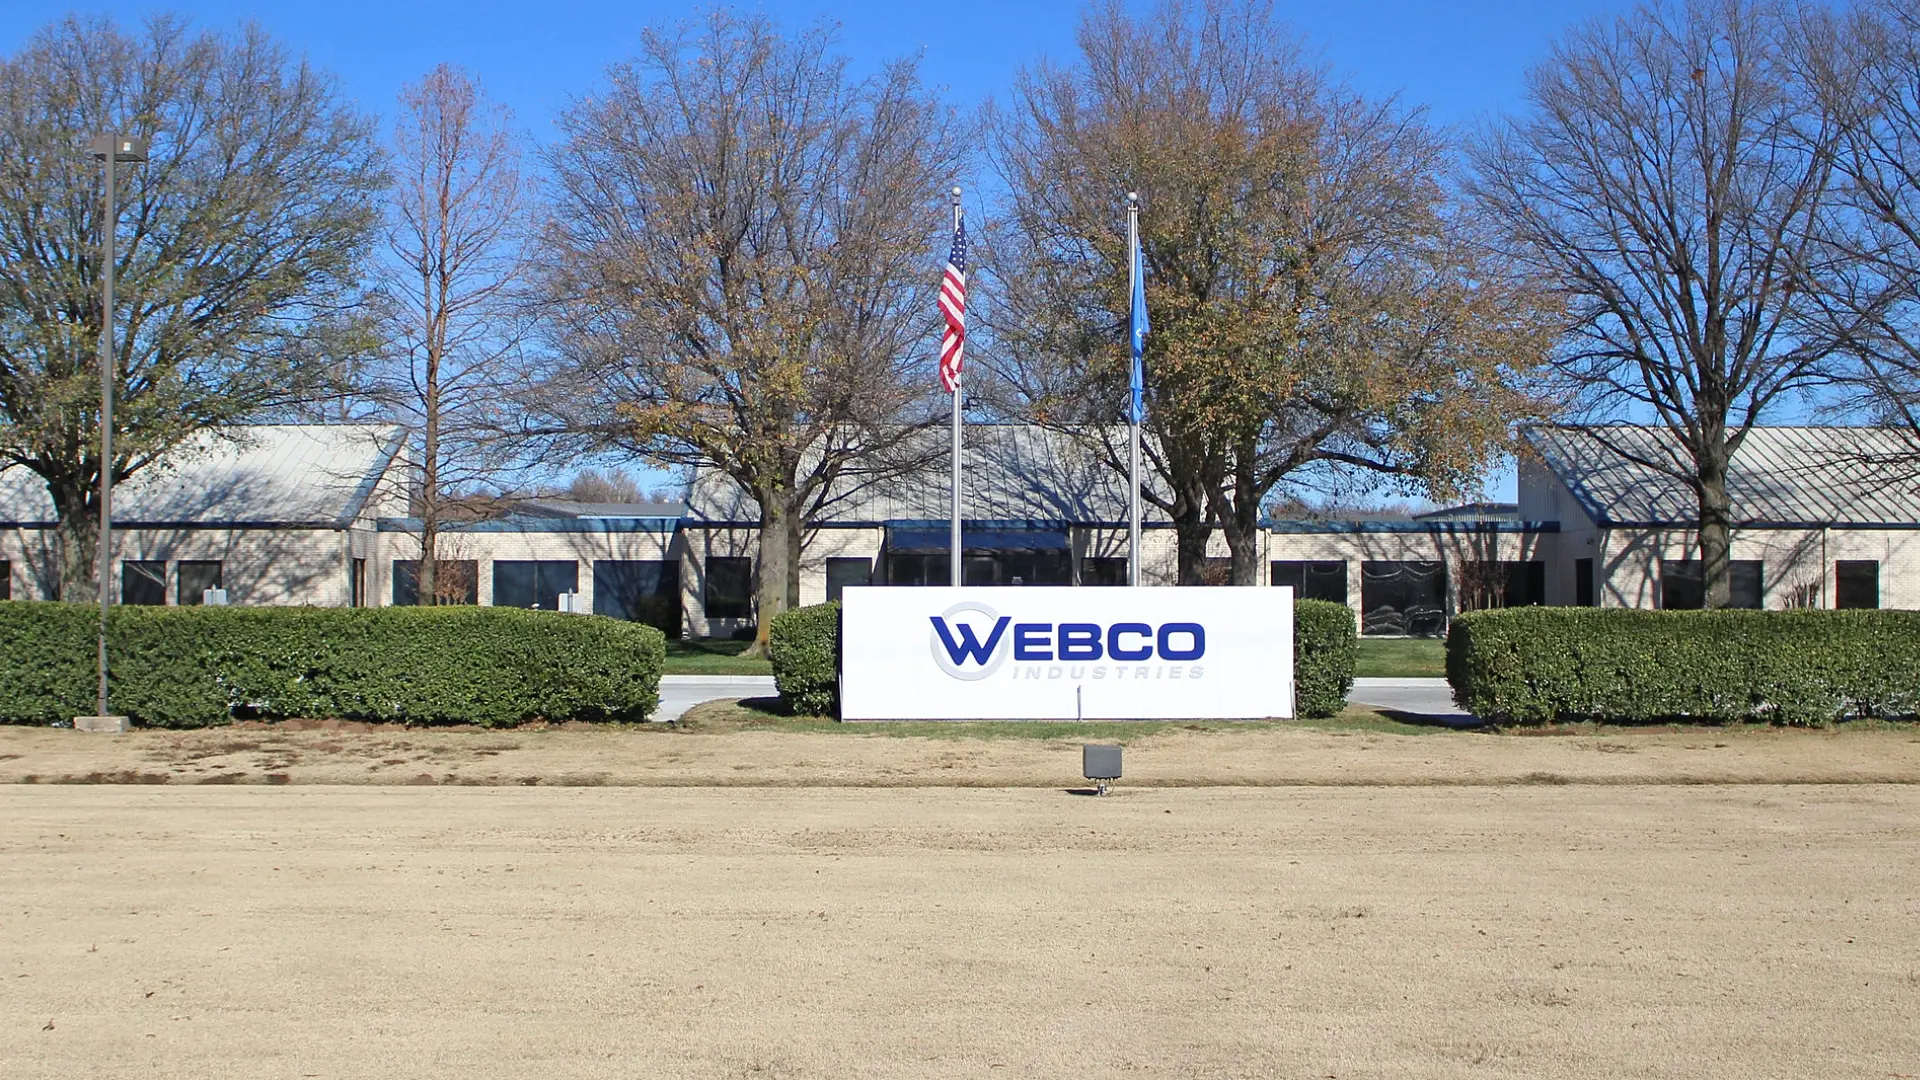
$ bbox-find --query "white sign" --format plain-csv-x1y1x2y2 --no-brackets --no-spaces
839,586,1294,720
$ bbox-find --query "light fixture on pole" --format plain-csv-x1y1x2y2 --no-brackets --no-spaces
76,133,147,734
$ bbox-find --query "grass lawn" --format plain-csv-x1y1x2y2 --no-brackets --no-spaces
1353,636,1446,678
662,637,773,675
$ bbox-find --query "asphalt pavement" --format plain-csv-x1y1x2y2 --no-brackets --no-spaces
655,674,1476,725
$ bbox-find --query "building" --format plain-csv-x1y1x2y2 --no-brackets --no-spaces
2,422,1910,636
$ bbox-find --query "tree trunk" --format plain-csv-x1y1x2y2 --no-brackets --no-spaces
1173,515,1211,586
1220,461,1263,586
1697,441,1734,609
751,493,794,654
784,512,804,609
1221,507,1262,586
51,477,97,604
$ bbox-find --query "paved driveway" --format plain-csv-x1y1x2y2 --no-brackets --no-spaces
655,675,777,723
1346,677,1477,725
657,674,1476,724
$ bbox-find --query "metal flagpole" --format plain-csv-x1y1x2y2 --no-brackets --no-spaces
950,187,964,588
97,145,115,719
1127,193,1142,587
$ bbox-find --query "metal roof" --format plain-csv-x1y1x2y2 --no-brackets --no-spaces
687,425,1175,526
516,498,687,520
1525,425,1920,528
0,424,406,528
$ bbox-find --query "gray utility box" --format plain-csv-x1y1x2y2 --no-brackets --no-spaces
1082,744,1122,781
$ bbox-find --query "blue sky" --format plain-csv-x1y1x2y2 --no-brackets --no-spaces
2,1,1631,502
1,1,1624,137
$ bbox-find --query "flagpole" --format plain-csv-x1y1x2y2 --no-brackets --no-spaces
1127,192,1142,587
950,186,965,588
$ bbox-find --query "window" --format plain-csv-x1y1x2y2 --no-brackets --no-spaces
350,558,367,608
177,560,223,605
825,558,871,604
1460,561,1545,611
703,556,753,618
1836,560,1879,610
1360,561,1445,636
1269,560,1348,604
1575,557,1595,607
593,560,682,636
1661,560,1762,610
886,553,944,586
392,559,478,606
966,552,1070,586
0,559,10,601
122,560,167,606
1081,556,1128,586
493,560,580,611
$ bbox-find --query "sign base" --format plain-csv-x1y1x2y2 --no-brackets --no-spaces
73,715,130,733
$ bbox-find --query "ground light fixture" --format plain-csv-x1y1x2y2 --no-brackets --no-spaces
1082,744,1122,796
74,133,147,734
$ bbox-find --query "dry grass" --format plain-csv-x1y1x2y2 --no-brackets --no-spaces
3,784,1917,1078
1,701,1918,788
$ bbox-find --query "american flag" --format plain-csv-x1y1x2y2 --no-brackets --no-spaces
938,214,968,393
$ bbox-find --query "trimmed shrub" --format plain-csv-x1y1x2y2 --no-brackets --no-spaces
768,597,1354,720
0,603,665,728
1294,599,1357,718
1447,607,1920,726
769,601,839,716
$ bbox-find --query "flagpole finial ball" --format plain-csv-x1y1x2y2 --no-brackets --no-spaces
952,186,962,197
1128,190,1139,202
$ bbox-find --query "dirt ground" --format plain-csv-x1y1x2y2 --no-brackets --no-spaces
2,703,1919,787
2,784,1916,1079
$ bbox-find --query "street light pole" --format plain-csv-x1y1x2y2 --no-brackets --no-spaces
83,134,146,730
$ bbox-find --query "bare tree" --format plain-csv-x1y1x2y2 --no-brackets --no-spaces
540,10,965,646
0,16,382,600
1798,0,1920,471
1471,0,1846,608
376,64,538,604
987,0,1551,584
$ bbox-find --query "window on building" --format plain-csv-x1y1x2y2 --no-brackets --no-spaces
1269,560,1348,604
350,558,367,608
1836,560,1879,610
1360,561,1446,636
0,559,11,601
494,560,580,611
122,560,167,606
885,553,942,586
392,559,478,606
703,556,754,618
593,560,682,636
1460,561,1545,611
1661,559,1763,610
1575,557,1595,607
825,558,871,604
962,552,1070,586
177,560,223,605
1081,556,1128,586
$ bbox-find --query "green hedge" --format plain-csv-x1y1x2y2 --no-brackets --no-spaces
0,603,665,728
1293,599,1357,718
769,601,840,716
1447,607,1920,726
767,597,1354,720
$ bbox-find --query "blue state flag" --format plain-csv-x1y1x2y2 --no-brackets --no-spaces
1128,235,1149,425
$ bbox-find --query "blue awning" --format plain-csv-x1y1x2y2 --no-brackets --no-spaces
887,527,1070,554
